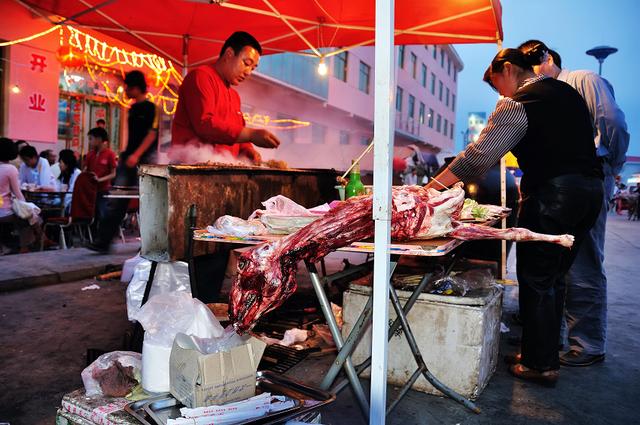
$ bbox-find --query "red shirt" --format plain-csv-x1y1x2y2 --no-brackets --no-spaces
171,64,254,157
85,148,117,192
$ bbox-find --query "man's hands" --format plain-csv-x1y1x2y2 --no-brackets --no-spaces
239,128,281,149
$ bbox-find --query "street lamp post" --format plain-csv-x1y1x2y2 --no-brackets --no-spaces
586,45,618,75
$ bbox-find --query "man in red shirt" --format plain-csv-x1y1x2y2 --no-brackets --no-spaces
172,31,280,163
84,127,117,221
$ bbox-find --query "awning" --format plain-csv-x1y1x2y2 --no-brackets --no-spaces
24,0,502,68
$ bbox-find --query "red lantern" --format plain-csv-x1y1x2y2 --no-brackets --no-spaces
57,45,84,68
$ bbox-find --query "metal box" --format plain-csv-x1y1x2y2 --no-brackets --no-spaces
342,284,503,399
138,164,338,262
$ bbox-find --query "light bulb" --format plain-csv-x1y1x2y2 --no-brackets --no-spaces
317,58,328,76
11,85,21,94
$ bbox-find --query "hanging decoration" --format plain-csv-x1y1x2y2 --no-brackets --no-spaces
59,25,182,115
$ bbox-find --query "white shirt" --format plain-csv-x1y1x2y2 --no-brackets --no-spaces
18,157,55,188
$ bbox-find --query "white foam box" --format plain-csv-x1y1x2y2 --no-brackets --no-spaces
342,284,503,399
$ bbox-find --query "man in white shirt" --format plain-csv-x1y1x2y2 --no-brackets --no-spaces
18,145,55,189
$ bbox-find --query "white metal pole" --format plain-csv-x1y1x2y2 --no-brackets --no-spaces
370,0,395,423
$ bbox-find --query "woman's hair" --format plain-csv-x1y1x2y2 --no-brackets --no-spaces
0,137,17,162
59,149,79,185
483,48,534,88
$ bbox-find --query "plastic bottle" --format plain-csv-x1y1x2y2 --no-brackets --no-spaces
345,161,366,199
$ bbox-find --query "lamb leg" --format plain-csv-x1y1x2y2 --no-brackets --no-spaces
449,223,575,248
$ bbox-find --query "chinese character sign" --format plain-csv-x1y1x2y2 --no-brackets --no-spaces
7,45,59,143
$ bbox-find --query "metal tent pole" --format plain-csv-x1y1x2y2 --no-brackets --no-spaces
370,0,395,423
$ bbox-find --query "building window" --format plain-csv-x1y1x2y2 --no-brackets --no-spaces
438,81,443,101
440,49,445,67
411,52,417,79
421,64,427,87
419,102,425,124
398,45,405,68
312,123,326,144
454,68,458,82
452,94,456,112
361,135,370,146
444,118,448,136
446,87,450,107
450,123,454,140
433,45,437,60
340,130,350,145
358,61,371,94
396,86,403,112
430,72,436,95
448,58,452,76
334,51,348,82
428,108,434,128
436,114,442,132
408,95,415,118
424,45,428,52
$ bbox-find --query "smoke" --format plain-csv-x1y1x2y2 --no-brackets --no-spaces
156,141,252,166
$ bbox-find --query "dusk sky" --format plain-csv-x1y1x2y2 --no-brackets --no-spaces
454,0,639,156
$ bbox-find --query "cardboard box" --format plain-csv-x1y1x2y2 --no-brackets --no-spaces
169,335,266,408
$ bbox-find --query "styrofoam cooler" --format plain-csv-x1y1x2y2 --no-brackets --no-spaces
342,284,503,399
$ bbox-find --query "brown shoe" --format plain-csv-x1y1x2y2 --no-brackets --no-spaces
504,353,522,365
508,363,559,388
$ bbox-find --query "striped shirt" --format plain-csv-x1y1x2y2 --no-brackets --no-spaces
449,74,546,179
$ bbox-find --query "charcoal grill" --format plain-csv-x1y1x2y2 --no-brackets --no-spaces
138,164,338,262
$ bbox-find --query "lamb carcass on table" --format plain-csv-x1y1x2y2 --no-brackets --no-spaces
229,183,574,333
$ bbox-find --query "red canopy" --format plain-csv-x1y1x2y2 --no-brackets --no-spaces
27,0,502,68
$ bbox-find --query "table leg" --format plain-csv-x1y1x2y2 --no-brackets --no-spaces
387,284,480,414
305,261,370,420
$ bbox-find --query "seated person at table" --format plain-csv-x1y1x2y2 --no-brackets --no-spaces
84,127,116,221
55,149,81,212
10,140,29,170
0,138,40,252
18,145,55,190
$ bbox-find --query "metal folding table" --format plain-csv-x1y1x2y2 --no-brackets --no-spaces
193,229,491,420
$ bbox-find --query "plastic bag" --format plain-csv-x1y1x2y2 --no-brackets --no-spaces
131,292,224,347
206,215,266,237
121,254,146,283
11,199,41,225
81,351,142,397
126,261,191,321
249,195,316,220
174,326,245,355
426,268,495,297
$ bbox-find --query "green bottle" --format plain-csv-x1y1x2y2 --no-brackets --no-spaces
345,161,366,199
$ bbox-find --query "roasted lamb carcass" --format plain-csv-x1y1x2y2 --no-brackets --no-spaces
229,184,573,333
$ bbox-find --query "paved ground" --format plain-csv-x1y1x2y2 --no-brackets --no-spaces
0,214,638,425
0,241,140,291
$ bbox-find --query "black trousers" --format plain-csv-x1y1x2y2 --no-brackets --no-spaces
96,160,138,246
517,174,603,371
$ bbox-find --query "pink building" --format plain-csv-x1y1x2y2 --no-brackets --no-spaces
238,44,462,173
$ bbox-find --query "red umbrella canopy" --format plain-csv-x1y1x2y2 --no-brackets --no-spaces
28,0,502,68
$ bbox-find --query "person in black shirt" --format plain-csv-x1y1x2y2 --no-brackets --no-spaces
426,49,603,387
88,71,158,253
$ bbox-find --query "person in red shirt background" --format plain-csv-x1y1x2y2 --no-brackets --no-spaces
84,127,117,221
171,31,281,163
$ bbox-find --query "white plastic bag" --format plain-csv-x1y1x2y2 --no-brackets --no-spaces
11,199,41,225
249,195,317,219
132,292,224,347
81,351,142,397
132,292,225,393
121,253,146,283
126,261,191,321
206,215,266,237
